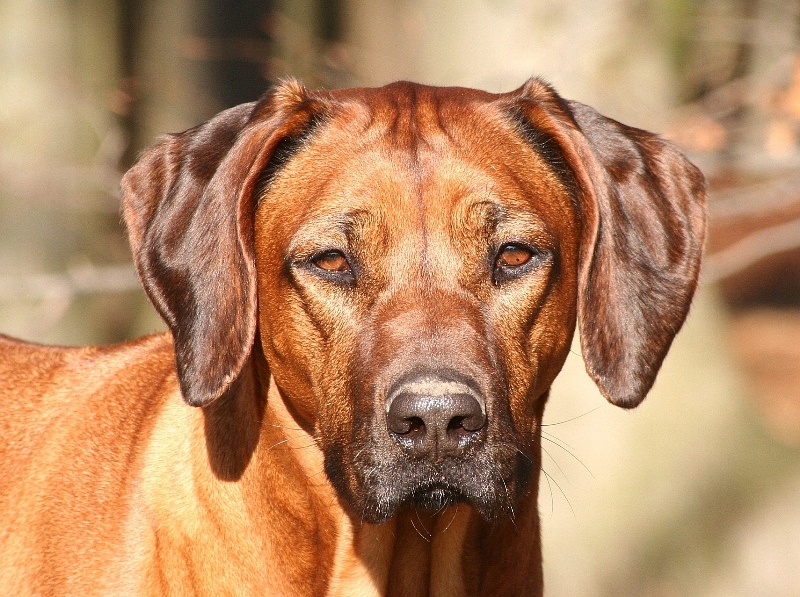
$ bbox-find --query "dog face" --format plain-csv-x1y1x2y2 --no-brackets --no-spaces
122,80,705,523
254,86,579,520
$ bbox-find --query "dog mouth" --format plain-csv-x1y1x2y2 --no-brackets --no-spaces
408,483,467,512
330,444,534,524
358,477,484,524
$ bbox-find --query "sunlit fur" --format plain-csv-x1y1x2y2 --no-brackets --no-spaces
0,79,705,596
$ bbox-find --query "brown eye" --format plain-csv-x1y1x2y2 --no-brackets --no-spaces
312,250,351,273
493,243,547,285
496,245,533,268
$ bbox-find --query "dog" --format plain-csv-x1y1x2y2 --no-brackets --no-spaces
0,78,706,596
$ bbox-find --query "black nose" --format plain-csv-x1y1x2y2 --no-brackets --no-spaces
386,375,486,458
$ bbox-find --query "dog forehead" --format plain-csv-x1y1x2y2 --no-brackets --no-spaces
259,83,574,245
327,80,499,118
326,82,514,156
323,82,572,209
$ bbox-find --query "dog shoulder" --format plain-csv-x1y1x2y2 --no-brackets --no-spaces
0,332,175,405
0,332,178,493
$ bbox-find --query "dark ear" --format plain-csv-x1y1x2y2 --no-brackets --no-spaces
122,81,323,407
510,79,707,408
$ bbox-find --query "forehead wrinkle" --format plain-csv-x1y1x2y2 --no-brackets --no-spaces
471,195,553,245
288,208,379,253
411,111,477,280
397,90,430,270
315,93,489,283
464,196,506,235
365,129,430,280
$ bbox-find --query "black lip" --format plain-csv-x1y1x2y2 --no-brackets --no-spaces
409,484,466,512
349,447,530,523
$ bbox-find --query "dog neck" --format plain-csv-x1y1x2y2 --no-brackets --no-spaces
325,499,543,597
195,354,544,596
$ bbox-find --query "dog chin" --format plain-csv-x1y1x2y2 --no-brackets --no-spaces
325,440,534,524
357,481,514,524
410,485,463,512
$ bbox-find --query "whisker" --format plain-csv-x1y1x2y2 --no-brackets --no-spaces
542,406,602,427
540,445,568,482
415,508,431,537
352,445,369,465
441,503,460,534
541,431,576,452
265,440,318,452
512,446,534,465
288,442,319,450
541,467,574,516
265,438,291,451
265,422,306,431
541,433,594,478
499,473,518,531
410,512,431,542
540,466,555,514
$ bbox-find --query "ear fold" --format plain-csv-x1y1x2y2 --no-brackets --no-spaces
122,81,323,407
510,79,707,408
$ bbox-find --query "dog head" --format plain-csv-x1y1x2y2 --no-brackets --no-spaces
122,79,706,522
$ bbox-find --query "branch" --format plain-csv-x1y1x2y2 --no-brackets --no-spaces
0,263,140,302
703,216,800,283
711,175,800,221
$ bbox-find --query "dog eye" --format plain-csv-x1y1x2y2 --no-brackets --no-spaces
312,250,352,273
496,245,533,268
493,243,545,285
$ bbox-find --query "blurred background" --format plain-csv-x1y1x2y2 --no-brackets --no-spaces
1,0,799,594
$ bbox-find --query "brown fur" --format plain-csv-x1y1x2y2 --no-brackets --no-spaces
0,79,706,596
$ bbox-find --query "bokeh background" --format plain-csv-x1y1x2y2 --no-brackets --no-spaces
1,0,799,594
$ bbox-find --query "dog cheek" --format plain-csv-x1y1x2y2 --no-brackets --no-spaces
488,301,563,439
526,274,579,399
321,326,410,520
314,341,358,454
318,392,382,519
487,302,541,419
305,321,372,505
258,289,326,423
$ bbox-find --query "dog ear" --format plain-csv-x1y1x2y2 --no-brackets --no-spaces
122,81,323,407
511,79,707,408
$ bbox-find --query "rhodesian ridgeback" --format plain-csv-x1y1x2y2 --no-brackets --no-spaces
0,79,706,596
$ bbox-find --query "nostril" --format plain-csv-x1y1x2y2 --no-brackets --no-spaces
390,415,425,436
386,377,486,457
450,409,485,433
446,416,471,443
387,394,424,435
448,416,466,431
444,402,486,448
407,417,424,434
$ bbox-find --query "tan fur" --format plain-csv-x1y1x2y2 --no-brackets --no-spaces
0,79,706,596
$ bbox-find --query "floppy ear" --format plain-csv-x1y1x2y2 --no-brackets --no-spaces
122,81,324,407
510,79,707,408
